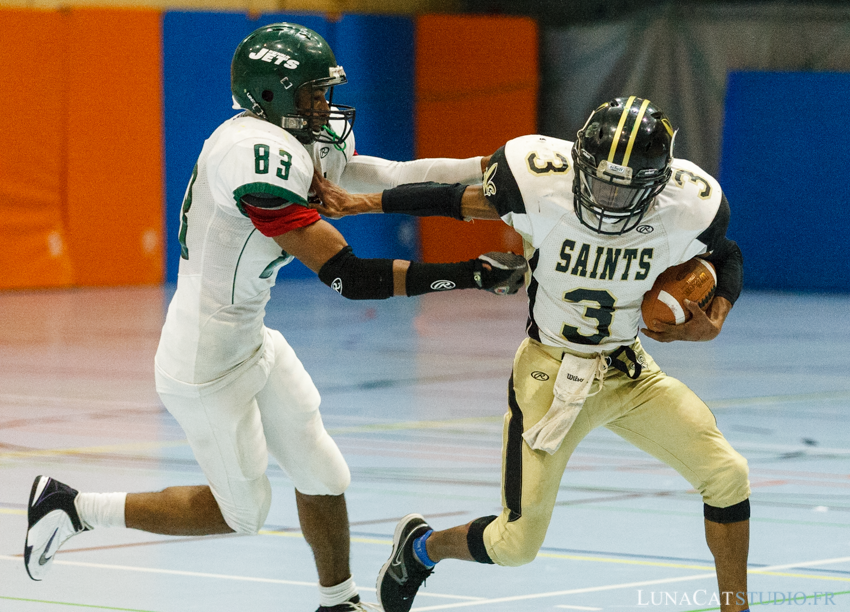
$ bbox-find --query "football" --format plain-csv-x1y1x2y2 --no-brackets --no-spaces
641,258,716,331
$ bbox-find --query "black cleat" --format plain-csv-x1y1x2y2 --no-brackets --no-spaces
377,514,434,612
316,594,381,611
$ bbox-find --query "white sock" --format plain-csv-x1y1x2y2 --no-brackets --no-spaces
318,576,358,607
75,492,127,529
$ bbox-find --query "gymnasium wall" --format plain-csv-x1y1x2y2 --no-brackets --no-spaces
0,10,536,289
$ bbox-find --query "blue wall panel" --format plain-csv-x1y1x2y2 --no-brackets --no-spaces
323,15,417,266
162,13,415,282
721,72,850,293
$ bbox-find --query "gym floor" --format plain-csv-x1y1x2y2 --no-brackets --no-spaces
1,281,849,611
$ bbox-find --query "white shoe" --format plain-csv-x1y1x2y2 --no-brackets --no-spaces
24,476,89,580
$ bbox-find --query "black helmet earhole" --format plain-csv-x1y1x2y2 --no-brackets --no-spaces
262,90,274,102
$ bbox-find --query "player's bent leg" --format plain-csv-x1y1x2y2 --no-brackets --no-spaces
253,330,358,606
125,485,234,535
155,362,275,536
484,339,596,567
256,329,351,495
602,341,750,612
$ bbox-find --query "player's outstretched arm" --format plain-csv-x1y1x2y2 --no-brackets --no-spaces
310,171,500,221
273,219,526,300
335,154,491,195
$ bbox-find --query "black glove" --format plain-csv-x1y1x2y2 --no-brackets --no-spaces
473,252,527,295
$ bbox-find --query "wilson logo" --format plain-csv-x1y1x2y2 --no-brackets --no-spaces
248,48,300,69
636,225,654,234
531,371,550,381
430,280,456,290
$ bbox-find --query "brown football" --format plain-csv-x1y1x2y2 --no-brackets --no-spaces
641,258,716,331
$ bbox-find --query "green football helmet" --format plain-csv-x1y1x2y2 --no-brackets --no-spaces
231,22,355,145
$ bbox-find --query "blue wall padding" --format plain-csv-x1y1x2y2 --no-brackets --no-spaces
721,72,850,293
324,15,417,272
162,13,416,282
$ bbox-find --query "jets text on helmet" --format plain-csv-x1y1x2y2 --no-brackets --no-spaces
248,48,300,69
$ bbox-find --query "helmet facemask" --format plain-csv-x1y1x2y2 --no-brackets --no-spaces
285,69,355,146
572,97,675,235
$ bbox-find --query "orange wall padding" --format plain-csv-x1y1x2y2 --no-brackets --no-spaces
0,9,164,289
65,9,164,286
0,10,74,290
415,15,538,262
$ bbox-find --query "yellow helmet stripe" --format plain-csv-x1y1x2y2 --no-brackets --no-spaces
607,95,636,163
622,98,652,167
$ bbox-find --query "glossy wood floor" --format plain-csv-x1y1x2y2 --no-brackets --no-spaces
1,282,849,611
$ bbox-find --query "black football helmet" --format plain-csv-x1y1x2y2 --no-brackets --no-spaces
231,23,355,145
572,96,675,235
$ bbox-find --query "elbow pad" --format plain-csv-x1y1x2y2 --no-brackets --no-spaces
704,239,744,305
318,246,395,300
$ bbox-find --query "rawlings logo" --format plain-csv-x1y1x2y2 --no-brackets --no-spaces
531,371,550,381
430,280,456,290
331,278,343,294
636,225,654,234
248,48,300,69
483,163,498,197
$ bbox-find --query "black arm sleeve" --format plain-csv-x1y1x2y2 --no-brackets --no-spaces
381,182,467,220
698,194,744,305
484,145,526,216
318,246,395,300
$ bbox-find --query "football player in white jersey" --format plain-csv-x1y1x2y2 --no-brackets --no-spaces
22,23,526,612
311,97,751,612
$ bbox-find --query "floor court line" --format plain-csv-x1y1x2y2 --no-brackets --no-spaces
2,555,847,606
0,556,483,602
407,556,850,611
0,595,156,612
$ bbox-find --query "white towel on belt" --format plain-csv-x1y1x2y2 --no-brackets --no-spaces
522,352,608,454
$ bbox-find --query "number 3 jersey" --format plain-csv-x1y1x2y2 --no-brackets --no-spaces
155,112,354,385
485,135,728,355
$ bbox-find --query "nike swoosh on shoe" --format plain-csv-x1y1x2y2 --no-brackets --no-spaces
38,529,58,566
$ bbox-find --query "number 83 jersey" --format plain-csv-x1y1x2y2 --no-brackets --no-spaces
484,135,725,355
156,112,353,384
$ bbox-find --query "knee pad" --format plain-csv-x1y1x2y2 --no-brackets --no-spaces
467,516,497,564
705,499,750,524
218,476,272,535
703,452,750,509
484,514,545,567
284,424,351,496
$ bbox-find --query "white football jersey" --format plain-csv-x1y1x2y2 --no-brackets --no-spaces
485,135,726,354
155,112,354,384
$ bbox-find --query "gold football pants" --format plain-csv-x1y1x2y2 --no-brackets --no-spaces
482,337,750,567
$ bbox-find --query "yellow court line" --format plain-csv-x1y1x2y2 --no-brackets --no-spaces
750,570,850,583
326,415,501,436
0,508,25,515
537,552,713,570
0,440,189,460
